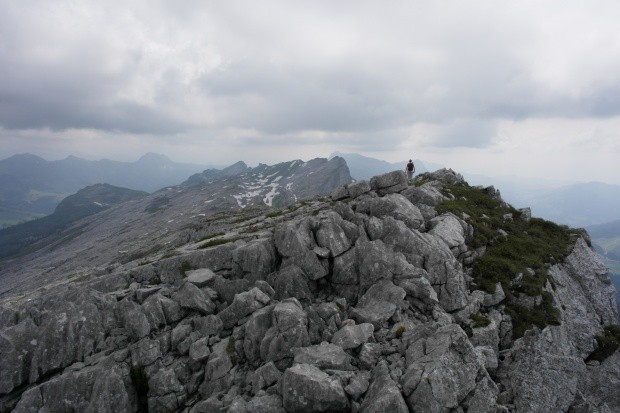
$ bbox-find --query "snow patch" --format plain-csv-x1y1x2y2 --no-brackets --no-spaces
263,183,280,206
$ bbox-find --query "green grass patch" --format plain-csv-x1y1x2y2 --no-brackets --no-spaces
226,337,238,365
470,313,491,328
265,210,284,218
181,261,193,274
198,231,226,242
394,325,406,338
437,182,579,339
198,236,245,249
587,325,620,362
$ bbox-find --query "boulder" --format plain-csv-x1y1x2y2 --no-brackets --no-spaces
252,361,282,394
232,238,278,282
370,171,408,195
428,213,466,250
267,265,313,304
281,363,349,412
260,299,310,363
275,219,328,280
401,183,444,207
185,268,216,287
360,361,408,413
500,327,586,413
347,180,371,198
401,324,491,412
357,194,424,231
172,282,216,315
331,323,374,350
218,287,271,329
314,211,352,257
293,342,355,371
330,185,349,201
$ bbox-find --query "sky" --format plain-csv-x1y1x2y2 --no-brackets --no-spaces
1,1,620,184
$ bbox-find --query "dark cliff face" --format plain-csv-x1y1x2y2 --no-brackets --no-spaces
0,168,617,413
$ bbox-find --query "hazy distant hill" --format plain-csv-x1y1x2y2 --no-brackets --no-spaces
518,182,620,227
328,152,434,180
0,153,208,227
0,183,148,260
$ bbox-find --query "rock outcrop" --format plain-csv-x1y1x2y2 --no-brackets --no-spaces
0,168,617,412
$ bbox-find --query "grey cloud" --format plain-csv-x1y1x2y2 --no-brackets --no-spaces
432,119,497,149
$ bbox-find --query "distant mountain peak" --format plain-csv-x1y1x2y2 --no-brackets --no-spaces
137,152,172,163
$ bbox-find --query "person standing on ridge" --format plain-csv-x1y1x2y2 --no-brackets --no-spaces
406,159,415,180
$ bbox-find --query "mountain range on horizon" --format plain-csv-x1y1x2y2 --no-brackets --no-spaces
0,152,209,228
4,151,620,230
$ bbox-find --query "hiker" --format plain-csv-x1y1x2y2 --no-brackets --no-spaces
406,159,415,179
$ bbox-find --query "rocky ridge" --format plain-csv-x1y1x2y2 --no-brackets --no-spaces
0,169,618,412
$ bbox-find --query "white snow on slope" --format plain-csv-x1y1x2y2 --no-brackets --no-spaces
263,183,280,206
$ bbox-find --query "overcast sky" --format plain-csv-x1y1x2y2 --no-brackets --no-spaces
1,1,620,184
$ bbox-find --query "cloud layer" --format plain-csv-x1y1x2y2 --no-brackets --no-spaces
1,1,620,182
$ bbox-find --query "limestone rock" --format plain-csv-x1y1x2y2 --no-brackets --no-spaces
172,282,216,315
360,361,408,413
347,180,371,198
275,219,328,280
267,265,313,304
218,287,271,329
401,324,489,412
293,342,355,371
401,183,445,207
281,363,349,412
330,185,349,201
185,268,216,287
331,323,374,349
357,193,424,231
369,170,408,195
232,238,278,282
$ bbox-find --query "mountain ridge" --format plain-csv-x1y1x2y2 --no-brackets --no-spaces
0,166,617,412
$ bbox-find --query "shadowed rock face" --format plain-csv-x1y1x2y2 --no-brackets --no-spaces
0,168,618,413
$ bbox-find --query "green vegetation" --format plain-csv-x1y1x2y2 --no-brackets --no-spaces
226,337,238,365
437,182,580,338
198,231,226,242
394,325,406,338
265,210,285,218
198,235,245,249
587,325,620,362
470,313,491,328
181,261,193,274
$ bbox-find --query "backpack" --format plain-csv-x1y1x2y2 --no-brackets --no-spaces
406,162,414,171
